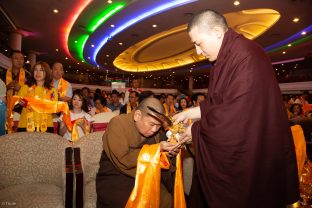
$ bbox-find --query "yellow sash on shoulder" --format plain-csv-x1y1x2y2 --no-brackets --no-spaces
6,68,26,101
55,78,68,98
126,144,186,208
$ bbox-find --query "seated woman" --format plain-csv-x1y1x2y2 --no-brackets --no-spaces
290,103,304,121
17,61,57,133
89,95,111,116
59,90,93,141
177,97,189,112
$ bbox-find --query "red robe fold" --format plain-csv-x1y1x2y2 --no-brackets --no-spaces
190,29,299,208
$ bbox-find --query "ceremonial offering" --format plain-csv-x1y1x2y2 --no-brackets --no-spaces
166,117,185,143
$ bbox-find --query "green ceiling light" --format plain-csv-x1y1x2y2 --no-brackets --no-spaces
87,3,126,32
267,34,312,54
71,34,89,61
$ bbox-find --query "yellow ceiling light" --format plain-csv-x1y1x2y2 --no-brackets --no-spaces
114,9,280,72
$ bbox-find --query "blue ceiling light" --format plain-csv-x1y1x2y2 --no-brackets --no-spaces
264,24,312,52
89,0,198,65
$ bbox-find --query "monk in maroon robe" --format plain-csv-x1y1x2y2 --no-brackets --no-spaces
174,10,300,208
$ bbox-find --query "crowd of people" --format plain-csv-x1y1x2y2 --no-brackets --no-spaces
1,9,311,208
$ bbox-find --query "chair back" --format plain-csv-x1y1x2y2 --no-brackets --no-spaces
0,132,71,190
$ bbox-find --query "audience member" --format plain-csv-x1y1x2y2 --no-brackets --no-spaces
124,79,142,104
120,91,139,114
59,90,93,141
163,94,176,117
107,90,122,111
6,50,26,103
52,62,72,102
17,61,57,133
191,93,205,107
89,96,111,116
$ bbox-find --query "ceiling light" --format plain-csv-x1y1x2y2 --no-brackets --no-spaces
88,3,125,32
88,57,91,59
53,9,59,13
56,49,59,52
107,0,112,3
106,54,110,57
5,49,8,52
65,57,68,60
152,24,157,28
233,1,240,6
287,44,292,47
110,24,115,27
91,0,197,65
301,31,306,35
77,62,80,64
292,18,299,23
91,44,95,47
282,51,286,54
119,42,123,45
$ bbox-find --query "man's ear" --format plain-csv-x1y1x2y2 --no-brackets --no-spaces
134,110,142,122
212,26,224,39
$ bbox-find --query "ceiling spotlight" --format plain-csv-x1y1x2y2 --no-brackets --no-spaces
110,24,115,27
282,51,286,54
88,57,91,59
233,1,240,6
292,17,299,23
77,62,80,64
55,48,59,52
107,0,112,3
91,44,95,47
301,31,307,35
65,57,68,60
53,9,59,13
152,24,157,28
287,44,292,47
119,42,123,45
74,40,78,43
106,54,110,57
5,49,8,52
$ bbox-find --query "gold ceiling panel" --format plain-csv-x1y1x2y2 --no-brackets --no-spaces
114,9,280,72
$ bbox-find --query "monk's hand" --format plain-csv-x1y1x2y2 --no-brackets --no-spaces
160,141,180,157
7,81,16,89
173,110,189,125
14,83,21,91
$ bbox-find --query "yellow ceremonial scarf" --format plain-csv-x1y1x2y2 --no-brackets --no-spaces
163,103,176,116
291,125,307,177
6,95,71,134
126,144,186,208
6,67,26,100
54,78,68,98
127,102,138,114
70,117,90,143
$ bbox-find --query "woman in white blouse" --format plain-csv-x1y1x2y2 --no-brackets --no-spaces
59,90,93,141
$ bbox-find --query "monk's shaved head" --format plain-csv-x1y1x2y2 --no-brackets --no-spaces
137,97,164,115
188,9,228,33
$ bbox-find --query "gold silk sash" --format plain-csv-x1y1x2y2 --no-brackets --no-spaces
55,78,68,98
163,103,176,117
6,95,71,133
96,106,109,114
291,125,307,176
127,102,138,114
71,117,90,143
126,144,186,208
6,68,26,101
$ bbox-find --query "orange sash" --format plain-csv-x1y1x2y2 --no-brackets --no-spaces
54,78,68,98
71,117,89,143
163,103,176,116
96,106,109,114
291,125,307,176
127,102,138,114
6,95,71,134
126,144,186,208
6,68,25,101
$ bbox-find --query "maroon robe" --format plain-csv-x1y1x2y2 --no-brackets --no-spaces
190,29,299,208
